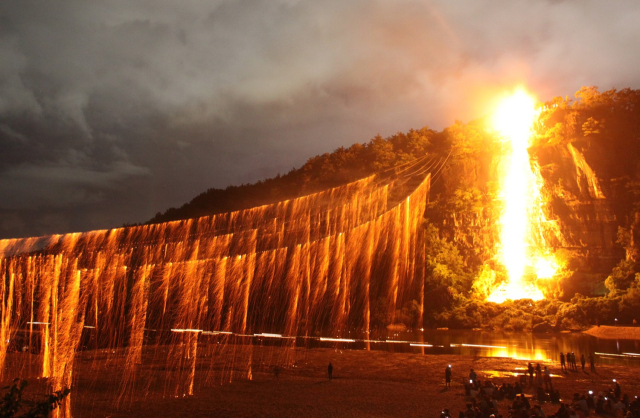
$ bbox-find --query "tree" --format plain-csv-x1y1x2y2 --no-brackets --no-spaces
0,379,70,418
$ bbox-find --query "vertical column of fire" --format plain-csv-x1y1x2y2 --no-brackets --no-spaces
488,90,555,303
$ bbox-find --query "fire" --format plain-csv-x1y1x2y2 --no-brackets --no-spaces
487,89,557,303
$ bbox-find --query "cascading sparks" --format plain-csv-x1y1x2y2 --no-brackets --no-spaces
487,89,557,303
0,157,433,417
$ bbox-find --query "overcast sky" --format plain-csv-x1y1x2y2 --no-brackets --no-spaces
1,0,639,239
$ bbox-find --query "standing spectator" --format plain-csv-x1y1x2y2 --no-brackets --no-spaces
469,369,477,385
445,365,452,388
560,353,566,372
543,366,553,391
528,362,535,385
328,362,333,380
589,354,595,372
580,354,586,371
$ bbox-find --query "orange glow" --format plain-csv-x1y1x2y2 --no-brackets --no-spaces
487,89,558,303
0,157,433,412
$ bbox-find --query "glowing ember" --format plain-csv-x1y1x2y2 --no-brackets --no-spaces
487,89,557,303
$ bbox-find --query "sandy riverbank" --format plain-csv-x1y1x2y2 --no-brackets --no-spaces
584,325,640,340
62,348,640,417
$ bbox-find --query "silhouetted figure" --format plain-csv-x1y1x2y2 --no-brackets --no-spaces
328,362,333,380
580,354,586,371
445,365,452,388
560,353,566,372
614,380,621,400
556,403,569,418
543,366,553,391
273,365,281,379
528,362,535,385
588,353,595,372
595,396,605,414
533,404,545,418
537,386,548,402
469,368,477,385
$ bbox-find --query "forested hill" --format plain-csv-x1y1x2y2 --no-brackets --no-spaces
146,87,640,330
148,126,453,224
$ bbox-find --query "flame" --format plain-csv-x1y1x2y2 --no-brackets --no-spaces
487,89,557,303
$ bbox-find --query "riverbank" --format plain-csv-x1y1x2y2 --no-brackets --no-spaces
584,325,640,340
5,344,640,417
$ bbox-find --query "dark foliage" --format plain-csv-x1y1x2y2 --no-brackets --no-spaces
1,379,70,418
148,127,437,224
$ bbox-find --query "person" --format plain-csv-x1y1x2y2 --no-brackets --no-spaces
560,353,566,372
528,362,535,385
556,403,569,418
446,365,452,388
544,366,553,391
614,380,621,400
469,368,477,385
588,354,595,372
573,394,589,416
537,386,548,402
533,404,546,418
328,362,333,380
464,403,476,418
580,354,586,371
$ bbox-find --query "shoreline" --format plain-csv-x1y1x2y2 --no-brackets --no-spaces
583,325,640,340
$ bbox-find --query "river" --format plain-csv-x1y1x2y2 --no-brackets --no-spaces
313,329,640,366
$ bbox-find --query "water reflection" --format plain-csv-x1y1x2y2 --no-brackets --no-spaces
369,329,640,366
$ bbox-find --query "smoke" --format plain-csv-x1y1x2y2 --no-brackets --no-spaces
0,0,639,237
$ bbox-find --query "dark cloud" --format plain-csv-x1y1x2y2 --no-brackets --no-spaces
0,0,639,238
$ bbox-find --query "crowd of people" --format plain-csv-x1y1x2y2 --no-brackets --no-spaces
560,352,595,373
442,364,640,418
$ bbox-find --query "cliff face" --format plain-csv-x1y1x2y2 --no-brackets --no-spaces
535,142,623,297
527,88,640,298
429,90,639,300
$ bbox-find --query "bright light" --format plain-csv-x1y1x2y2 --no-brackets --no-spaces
487,89,558,303
319,337,356,343
534,257,558,279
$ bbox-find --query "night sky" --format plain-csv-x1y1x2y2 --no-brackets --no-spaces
1,0,639,239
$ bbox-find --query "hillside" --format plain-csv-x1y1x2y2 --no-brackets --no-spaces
147,86,640,331
148,127,442,224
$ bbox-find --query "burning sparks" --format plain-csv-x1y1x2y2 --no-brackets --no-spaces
487,89,558,303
